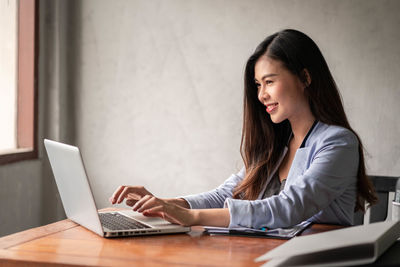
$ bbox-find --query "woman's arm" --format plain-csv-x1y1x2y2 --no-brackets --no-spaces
132,195,230,227
182,167,245,209
164,198,190,209
109,168,244,210
192,208,230,227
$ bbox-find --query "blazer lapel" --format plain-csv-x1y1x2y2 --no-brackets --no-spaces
285,147,311,187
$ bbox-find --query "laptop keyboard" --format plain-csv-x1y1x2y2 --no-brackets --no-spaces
99,213,150,230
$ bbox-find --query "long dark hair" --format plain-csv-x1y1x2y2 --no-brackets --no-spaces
233,29,377,211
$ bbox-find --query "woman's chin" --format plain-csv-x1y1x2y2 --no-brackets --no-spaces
269,115,285,124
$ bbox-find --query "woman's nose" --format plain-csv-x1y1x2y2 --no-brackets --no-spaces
258,86,269,102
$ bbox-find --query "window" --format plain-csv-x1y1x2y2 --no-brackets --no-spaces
0,0,38,164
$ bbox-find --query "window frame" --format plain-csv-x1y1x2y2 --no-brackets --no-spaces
0,0,38,165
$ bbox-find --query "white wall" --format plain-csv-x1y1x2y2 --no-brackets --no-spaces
65,0,400,209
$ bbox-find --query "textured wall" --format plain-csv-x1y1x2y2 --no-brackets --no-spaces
0,161,42,237
67,0,400,209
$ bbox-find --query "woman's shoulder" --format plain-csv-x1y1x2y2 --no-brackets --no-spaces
310,121,359,148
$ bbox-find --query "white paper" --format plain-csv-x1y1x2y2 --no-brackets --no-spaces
255,220,400,267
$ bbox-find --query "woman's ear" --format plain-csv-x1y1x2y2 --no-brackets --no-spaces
302,68,312,87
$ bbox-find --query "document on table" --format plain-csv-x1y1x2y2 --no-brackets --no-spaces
204,221,312,239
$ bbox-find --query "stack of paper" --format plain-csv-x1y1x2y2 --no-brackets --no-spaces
204,221,311,239
255,220,400,267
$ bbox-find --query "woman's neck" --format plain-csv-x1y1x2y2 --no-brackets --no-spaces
289,112,316,146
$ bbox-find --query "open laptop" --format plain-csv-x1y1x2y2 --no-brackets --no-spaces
44,139,190,238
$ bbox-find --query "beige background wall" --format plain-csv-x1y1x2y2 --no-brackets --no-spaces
69,0,400,209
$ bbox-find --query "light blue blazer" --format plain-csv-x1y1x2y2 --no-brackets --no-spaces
183,121,359,229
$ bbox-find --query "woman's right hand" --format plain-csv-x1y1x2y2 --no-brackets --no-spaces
109,186,153,207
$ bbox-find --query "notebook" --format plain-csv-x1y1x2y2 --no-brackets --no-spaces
44,139,190,238
255,220,400,267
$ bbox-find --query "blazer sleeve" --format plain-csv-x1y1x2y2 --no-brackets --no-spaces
225,129,359,229
181,167,245,209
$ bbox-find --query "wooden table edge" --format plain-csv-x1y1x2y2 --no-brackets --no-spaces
0,219,78,249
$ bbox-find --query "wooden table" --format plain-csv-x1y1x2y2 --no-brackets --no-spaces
0,219,342,266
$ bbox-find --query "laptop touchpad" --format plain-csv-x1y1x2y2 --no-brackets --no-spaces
119,210,172,227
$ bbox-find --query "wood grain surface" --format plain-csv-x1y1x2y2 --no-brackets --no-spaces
0,211,342,266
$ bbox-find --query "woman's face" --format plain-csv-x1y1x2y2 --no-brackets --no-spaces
254,56,309,124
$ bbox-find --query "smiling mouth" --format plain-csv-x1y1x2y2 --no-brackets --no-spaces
266,103,278,113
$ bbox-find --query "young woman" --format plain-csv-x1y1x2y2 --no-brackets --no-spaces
110,29,377,229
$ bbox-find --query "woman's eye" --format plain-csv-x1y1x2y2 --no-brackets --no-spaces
255,83,261,88
266,80,273,85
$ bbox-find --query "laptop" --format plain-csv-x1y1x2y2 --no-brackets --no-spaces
44,139,191,238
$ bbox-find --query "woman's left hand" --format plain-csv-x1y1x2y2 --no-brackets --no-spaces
133,195,197,226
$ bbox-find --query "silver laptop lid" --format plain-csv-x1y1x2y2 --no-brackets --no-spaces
44,139,104,236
